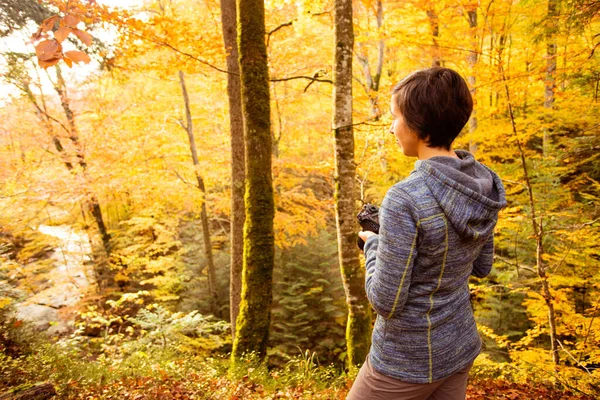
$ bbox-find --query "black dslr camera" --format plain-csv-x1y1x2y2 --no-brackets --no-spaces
356,203,380,251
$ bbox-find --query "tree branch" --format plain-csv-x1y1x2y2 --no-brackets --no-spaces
270,75,332,84
557,339,592,375
135,33,230,75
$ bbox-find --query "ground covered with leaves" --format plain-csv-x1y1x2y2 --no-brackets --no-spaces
1,345,597,400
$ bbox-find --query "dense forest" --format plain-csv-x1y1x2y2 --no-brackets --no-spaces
0,0,599,398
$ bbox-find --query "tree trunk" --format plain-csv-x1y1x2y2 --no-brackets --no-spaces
333,0,372,369
18,75,111,290
0,382,56,400
427,7,441,67
355,0,386,171
231,0,275,362
178,71,221,319
53,66,111,255
544,0,558,156
220,0,245,337
467,4,478,154
503,74,560,366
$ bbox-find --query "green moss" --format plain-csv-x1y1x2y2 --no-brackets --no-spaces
231,0,275,366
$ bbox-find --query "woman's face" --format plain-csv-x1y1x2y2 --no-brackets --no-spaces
390,95,420,157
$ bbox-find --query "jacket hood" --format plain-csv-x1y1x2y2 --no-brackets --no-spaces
414,150,507,240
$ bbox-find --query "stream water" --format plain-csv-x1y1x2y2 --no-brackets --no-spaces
14,225,95,334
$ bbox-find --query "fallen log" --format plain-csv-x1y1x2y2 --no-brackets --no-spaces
0,382,56,400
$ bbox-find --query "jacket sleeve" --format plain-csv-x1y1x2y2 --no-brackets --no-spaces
471,232,494,278
364,188,419,319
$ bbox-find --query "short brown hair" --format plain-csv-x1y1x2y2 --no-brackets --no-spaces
392,67,473,150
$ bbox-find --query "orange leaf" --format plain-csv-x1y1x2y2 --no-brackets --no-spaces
73,29,93,46
38,57,61,69
35,39,62,61
64,50,91,64
64,56,73,68
54,27,71,43
40,15,60,32
63,14,81,28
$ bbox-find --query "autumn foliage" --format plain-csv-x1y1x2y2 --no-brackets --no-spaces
31,2,93,68
1,0,600,398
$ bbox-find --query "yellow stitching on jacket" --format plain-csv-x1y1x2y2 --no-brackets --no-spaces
386,226,419,319
385,213,443,320
426,215,449,382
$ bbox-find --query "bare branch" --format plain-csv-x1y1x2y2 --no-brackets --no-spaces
270,75,332,84
557,340,592,375
267,20,294,36
135,33,229,75
172,169,195,188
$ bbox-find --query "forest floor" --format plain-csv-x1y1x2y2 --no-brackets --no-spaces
1,365,596,400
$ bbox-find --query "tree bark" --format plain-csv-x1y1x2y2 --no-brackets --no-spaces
503,72,560,366
467,4,478,154
333,0,372,369
427,7,441,67
220,0,245,337
0,382,56,400
52,66,111,256
16,72,111,290
544,0,558,157
355,0,386,170
178,71,221,319
231,0,275,362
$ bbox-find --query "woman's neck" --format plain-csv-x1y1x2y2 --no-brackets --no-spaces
416,142,458,160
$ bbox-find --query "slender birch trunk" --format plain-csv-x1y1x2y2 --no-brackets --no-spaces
502,70,560,366
178,71,221,319
427,7,441,67
544,0,558,157
356,0,386,170
467,3,478,154
333,0,372,369
231,0,275,362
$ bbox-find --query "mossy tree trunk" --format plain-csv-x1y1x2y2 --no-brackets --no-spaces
333,0,372,369
219,0,245,337
178,70,221,319
231,0,275,362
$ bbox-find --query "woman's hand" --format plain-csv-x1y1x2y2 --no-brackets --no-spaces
358,231,377,242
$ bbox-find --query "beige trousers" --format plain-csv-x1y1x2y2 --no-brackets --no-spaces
347,356,472,400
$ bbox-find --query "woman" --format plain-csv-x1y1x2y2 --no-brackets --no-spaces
348,67,506,400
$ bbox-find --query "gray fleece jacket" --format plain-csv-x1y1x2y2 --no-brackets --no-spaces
364,149,506,384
